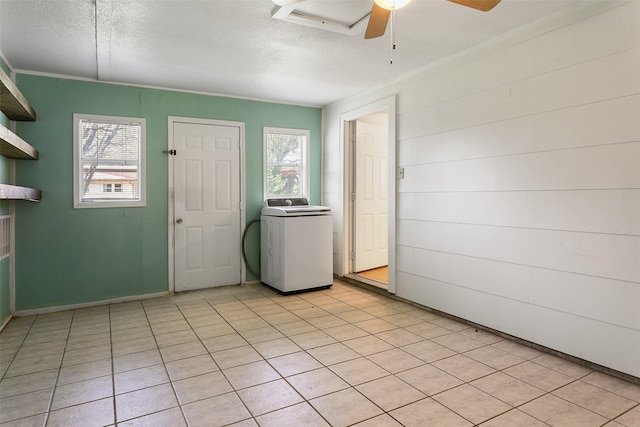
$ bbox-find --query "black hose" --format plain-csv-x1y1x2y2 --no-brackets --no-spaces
242,219,261,279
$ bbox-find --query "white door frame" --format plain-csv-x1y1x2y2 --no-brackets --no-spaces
340,96,397,294
167,116,246,293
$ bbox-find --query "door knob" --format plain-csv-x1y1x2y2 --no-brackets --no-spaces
176,218,183,224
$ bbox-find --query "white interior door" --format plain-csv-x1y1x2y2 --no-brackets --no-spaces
173,120,241,291
353,114,388,272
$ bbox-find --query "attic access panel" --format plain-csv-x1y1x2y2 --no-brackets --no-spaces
272,0,373,35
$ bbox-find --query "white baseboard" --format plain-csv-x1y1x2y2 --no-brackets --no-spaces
13,291,170,317
0,314,13,332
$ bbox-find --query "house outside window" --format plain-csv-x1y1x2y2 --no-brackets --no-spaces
263,127,310,200
73,114,146,208
102,183,124,193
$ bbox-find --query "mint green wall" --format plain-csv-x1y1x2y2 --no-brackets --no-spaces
14,74,322,311
0,57,12,324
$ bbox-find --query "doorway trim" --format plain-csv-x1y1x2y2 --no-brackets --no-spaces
167,116,246,294
340,96,397,294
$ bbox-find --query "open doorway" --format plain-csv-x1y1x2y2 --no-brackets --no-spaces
347,111,389,288
340,96,396,293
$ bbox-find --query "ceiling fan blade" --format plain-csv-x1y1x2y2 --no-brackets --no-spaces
365,3,391,39
447,0,501,12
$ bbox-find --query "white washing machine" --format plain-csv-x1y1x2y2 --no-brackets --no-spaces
261,198,333,294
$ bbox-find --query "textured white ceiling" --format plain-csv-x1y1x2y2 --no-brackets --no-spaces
0,0,587,106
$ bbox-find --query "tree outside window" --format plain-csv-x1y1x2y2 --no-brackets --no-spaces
264,127,310,199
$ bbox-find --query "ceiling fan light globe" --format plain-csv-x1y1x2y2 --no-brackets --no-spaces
373,0,412,10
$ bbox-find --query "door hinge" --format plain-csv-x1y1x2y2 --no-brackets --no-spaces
163,149,177,155
350,192,355,202
350,251,355,261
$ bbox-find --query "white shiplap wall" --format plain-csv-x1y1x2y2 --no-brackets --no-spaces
323,1,640,377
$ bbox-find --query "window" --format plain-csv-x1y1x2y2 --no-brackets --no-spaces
263,127,310,199
73,114,146,208
102,183,123,193
0,216,10,261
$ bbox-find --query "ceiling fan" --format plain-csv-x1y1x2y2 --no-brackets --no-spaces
273,0,502,39
365,0,501,39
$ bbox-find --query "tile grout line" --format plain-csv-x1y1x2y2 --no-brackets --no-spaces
231,291,335,426
216,287,382,424
223,288,333,424
42,311,72,427
264,288,391,426
113,299,182,426
175,291,254,426
611,401,640,425
226,288,460,425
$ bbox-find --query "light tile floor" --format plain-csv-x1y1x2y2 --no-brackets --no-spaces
1,279,639,426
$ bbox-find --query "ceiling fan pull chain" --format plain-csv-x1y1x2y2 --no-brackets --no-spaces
390,10,395,64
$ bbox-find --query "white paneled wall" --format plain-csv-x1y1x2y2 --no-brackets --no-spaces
323,1,640,377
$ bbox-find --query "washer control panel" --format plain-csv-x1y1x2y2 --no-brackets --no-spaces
265,198,309,207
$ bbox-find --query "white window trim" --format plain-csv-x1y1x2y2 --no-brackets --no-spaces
73,113,146,209
263,127,310,200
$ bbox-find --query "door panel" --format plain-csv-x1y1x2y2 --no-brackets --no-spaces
354,117,388,272
174,122,241,291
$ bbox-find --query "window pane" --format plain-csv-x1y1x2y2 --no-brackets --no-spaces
267,165,301,196
266,133,302,165
80,120,141,202
264,128,309,199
